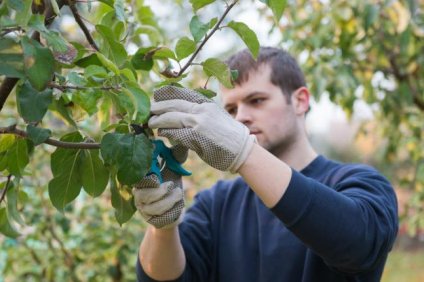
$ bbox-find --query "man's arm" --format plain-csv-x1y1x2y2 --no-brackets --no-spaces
239,143,398,273
238,143,292,208
139,226,185,281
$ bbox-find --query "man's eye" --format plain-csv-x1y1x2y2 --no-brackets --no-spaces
227,108,237,116
251,98,264,105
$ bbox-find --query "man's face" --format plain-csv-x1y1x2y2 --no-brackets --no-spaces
221,64,301,156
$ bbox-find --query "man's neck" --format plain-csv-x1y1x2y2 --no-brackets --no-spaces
273,136,318,171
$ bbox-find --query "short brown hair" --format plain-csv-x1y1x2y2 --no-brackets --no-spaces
225,47,306,102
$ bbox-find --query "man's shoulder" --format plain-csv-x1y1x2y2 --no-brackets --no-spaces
313,155,390,187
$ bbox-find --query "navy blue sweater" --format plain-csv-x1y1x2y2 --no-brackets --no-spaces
137,155,398,281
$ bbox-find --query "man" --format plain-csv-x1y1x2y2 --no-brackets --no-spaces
133,47,398,281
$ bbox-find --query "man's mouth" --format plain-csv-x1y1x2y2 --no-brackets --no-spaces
249,128,261,135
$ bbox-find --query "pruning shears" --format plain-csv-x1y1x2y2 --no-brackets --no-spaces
131,124,191,183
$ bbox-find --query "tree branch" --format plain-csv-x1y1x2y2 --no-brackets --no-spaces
177,0,239,77
0,78,19,112
0,26,23,36
0,175,12,205
67,0,99,51
48,82,120,92
0,125,101,149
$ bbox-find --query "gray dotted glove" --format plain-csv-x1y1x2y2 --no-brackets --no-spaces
148,86,256,173
133,145,187,229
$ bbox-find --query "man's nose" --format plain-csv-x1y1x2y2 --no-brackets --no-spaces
235,105,252,125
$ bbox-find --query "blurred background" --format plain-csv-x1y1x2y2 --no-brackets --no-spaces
1,0,423,281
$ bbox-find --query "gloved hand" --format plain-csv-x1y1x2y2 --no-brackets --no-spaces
148,86,256,173
133,144,187,229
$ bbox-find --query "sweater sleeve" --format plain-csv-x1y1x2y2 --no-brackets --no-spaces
271,166,398,273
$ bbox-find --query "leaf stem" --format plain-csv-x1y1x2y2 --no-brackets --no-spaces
0,175,12,205
177,0,239,77
67,0,99,51
0,125,101,149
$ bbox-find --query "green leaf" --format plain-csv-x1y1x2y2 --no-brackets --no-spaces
29,15,69,53
110,178,136,225
152,47,177,61
95,24,127,66
0,208,20,238
125,82,151,123
81,150,109,197
84,65,108,80
21,36,55,91
227,21,260,59
120,68,137,82
195,88,216,98
50,132,83,176
202,58,232,88
75,53,102,68
0,134,16,153
264,0,287,22
73,89,102,116
48,167,82,212
49,132,84,211
14,0,32,26
6,181,25,226
96,52,120,74
49,97,78,128
190,16,209,42
6,0,23,11
16,81,52,122
26,125,51,146
6,139,29,177
0,152,7,171
0,38,24,78
189,0,215,12
131,47,155,71
100,133,153,185
175,37,196,60
208,17,218,28
135,25,163,45
363,4,379,32
68,71,87,86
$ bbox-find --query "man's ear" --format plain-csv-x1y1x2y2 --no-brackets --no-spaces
291,87,310,115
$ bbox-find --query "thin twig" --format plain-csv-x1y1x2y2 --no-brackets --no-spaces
0,125,101,149
177,0,239,76
48,82,120,92
67,0,99,51
0,26,23,36
0,175,12,204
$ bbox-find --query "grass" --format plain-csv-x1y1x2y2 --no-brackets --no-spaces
382,247,424,282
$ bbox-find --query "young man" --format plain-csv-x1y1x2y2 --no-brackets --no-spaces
133,47,398,281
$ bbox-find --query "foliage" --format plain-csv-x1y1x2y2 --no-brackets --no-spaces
0,0,285,280
0,0,279,238
266,0,424,235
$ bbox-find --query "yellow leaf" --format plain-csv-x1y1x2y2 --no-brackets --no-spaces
390,1,411,33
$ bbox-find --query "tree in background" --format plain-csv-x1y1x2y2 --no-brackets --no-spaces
263,0,423,236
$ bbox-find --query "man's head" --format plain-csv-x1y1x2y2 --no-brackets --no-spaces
220,47,311,157
225,46,307,103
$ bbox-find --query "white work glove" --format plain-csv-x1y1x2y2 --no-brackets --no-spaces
133,144,187,229
148,85,256,173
